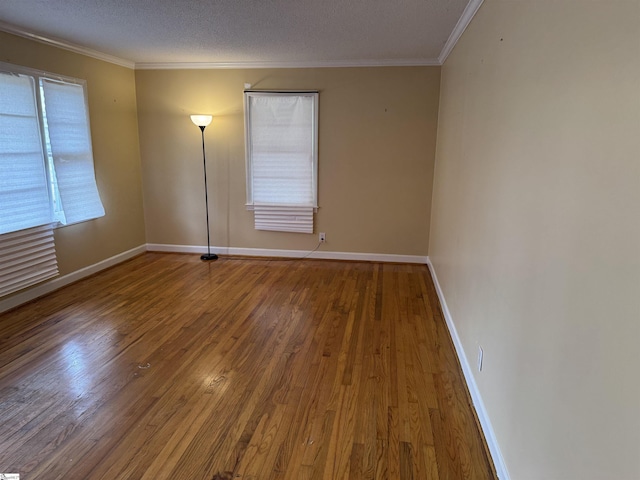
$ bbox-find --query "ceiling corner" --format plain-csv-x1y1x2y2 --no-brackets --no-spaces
438,0,485,65
0,20,135,69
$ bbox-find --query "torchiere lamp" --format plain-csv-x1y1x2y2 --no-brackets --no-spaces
191,114,218,261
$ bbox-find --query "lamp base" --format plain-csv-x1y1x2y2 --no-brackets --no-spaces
200,253,218,261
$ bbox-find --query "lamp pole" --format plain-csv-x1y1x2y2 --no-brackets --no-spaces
191,115,218,261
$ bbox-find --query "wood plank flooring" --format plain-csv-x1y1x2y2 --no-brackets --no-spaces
0,253,496,479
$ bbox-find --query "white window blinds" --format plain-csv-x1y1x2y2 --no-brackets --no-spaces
41,79,105,225
0,224,58,297
0,62,105,298
0,73,53,234
245,92,318,234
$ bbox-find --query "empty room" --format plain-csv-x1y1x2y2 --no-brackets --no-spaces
0,0,638,479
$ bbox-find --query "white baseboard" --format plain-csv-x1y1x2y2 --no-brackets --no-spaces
0,244,147,314
426,259,510,480
146,243,428,264
0,240,506,479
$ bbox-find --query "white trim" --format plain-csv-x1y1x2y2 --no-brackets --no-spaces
0,26,443,71
0,239,505,479
1,11,489,71
134,58,441,70
0,21,135,69
146,243,428,264
426,259,510,480
438,0,484,64
0,244,146,314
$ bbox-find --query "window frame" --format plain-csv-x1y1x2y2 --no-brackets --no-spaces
244,90,319,211
0,61,103,231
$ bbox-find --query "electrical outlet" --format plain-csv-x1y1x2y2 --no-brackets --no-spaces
319,232,326,243
477,346,484,372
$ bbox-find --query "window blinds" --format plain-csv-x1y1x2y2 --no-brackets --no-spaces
245,93,318,234
41,79,105,225
0,73,53,235
253,204,314,233
0,63,105,298
0,224,58,298
249,95,315,206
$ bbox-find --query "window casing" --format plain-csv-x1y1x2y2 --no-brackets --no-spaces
244,91,318,233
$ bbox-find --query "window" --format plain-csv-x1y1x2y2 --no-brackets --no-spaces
0,73,52,234
244,91,318,233
0,62,105,236
0,62,104,297
40,78,105,225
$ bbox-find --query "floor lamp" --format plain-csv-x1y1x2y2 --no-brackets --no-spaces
191,115,218,261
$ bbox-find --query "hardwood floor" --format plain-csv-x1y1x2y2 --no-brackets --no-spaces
0,253,496,479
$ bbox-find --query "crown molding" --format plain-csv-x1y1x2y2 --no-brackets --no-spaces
0,19,450,71
438,0,484,64
134,57,441,70
0,21,135,69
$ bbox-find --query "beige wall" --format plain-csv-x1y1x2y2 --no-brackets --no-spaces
429,1,640,479
135,67,439,256
0,32,146,276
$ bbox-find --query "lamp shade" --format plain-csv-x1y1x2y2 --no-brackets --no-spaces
190,115,213,127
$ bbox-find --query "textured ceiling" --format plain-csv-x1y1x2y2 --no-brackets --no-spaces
0,0,472,67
